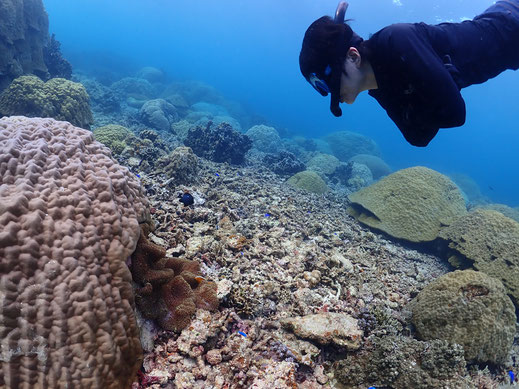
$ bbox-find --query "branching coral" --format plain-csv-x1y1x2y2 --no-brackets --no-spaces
131,227,219,331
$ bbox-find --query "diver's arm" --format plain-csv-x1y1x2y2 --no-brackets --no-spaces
384,103,440,147
390,24,466,128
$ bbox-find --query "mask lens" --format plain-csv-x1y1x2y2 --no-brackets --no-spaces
308,73,330,96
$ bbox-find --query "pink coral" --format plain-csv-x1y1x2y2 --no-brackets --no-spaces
0,117,148,388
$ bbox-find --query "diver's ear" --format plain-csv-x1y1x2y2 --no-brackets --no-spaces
346,47,361,66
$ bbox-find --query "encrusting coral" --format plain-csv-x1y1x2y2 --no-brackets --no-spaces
131,227,219,332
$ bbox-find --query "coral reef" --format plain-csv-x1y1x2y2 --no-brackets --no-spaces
110,77,156,99
324,130,381,162
93,124,134,155
43,33,72,79
475,203,519,223
0,0,49,91
335,336,468,389
286,170,329,194
82,79,121,114
139,98,179,132
349,153,392,179
130,228,218,332
332,161,373,191
136,66,166,83
263,151,305,176
348,166,467,242
438,209,519,305
306,153,341,176
184,121,252,164
0,75,93,129
245,124,283,154
156,146,199,184
0,116,148,388
132,156,510,388
409,270,516,364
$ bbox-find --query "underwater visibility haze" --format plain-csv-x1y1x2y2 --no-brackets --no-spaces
3,0,519,388
44,0,518,206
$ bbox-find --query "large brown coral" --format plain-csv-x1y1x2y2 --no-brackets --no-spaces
0,116,148,389
131,228,219,332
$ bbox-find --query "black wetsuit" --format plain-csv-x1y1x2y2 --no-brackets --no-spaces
367,0,519,146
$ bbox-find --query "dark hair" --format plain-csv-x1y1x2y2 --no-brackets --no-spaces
299,16,365,80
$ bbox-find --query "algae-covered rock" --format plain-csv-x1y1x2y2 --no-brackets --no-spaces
438,209,519,305
334,336,467,389
286,170,328,194
348,166,467,242
409,270,516,365
0,75,93,129
281,313,362,350
93,124,134,155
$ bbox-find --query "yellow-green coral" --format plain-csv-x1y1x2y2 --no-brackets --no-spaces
410,270,516,365
0,76,93,129
287,170,328,194
438,209,519,305
93,125,133,155
348,166,467,242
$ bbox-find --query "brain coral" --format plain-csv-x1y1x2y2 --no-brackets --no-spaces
0,75,93,129
0,116,148,388
438,209,519,305
410,270,516,365
348,166,467,242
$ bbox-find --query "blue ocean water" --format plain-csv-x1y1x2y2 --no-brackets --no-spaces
43,0,518,206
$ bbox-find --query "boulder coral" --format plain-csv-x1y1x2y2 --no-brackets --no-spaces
324,130,381,162
0,116,149,388
286,170,328,195
185,121,252,165
156,146,199,184
438,209,519,305
139,98,179,132
130,228,219,332
93,124,134,155
0,75,93,129
409,270,516,365
245,124,283,154
348,153,392,179
306,153,341,176
348,166,467,242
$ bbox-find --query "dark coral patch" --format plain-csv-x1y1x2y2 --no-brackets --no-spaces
131,228,219,331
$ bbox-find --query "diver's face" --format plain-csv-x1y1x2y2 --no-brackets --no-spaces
339,48,364,104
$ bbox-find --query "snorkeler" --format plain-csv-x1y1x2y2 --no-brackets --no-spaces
299,1,519,146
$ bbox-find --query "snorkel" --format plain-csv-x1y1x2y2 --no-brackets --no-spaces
329,1,349,117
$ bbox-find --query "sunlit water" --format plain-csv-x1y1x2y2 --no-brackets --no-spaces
44,0,518,205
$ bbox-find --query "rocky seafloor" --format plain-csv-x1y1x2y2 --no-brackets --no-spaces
129,158,519,389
